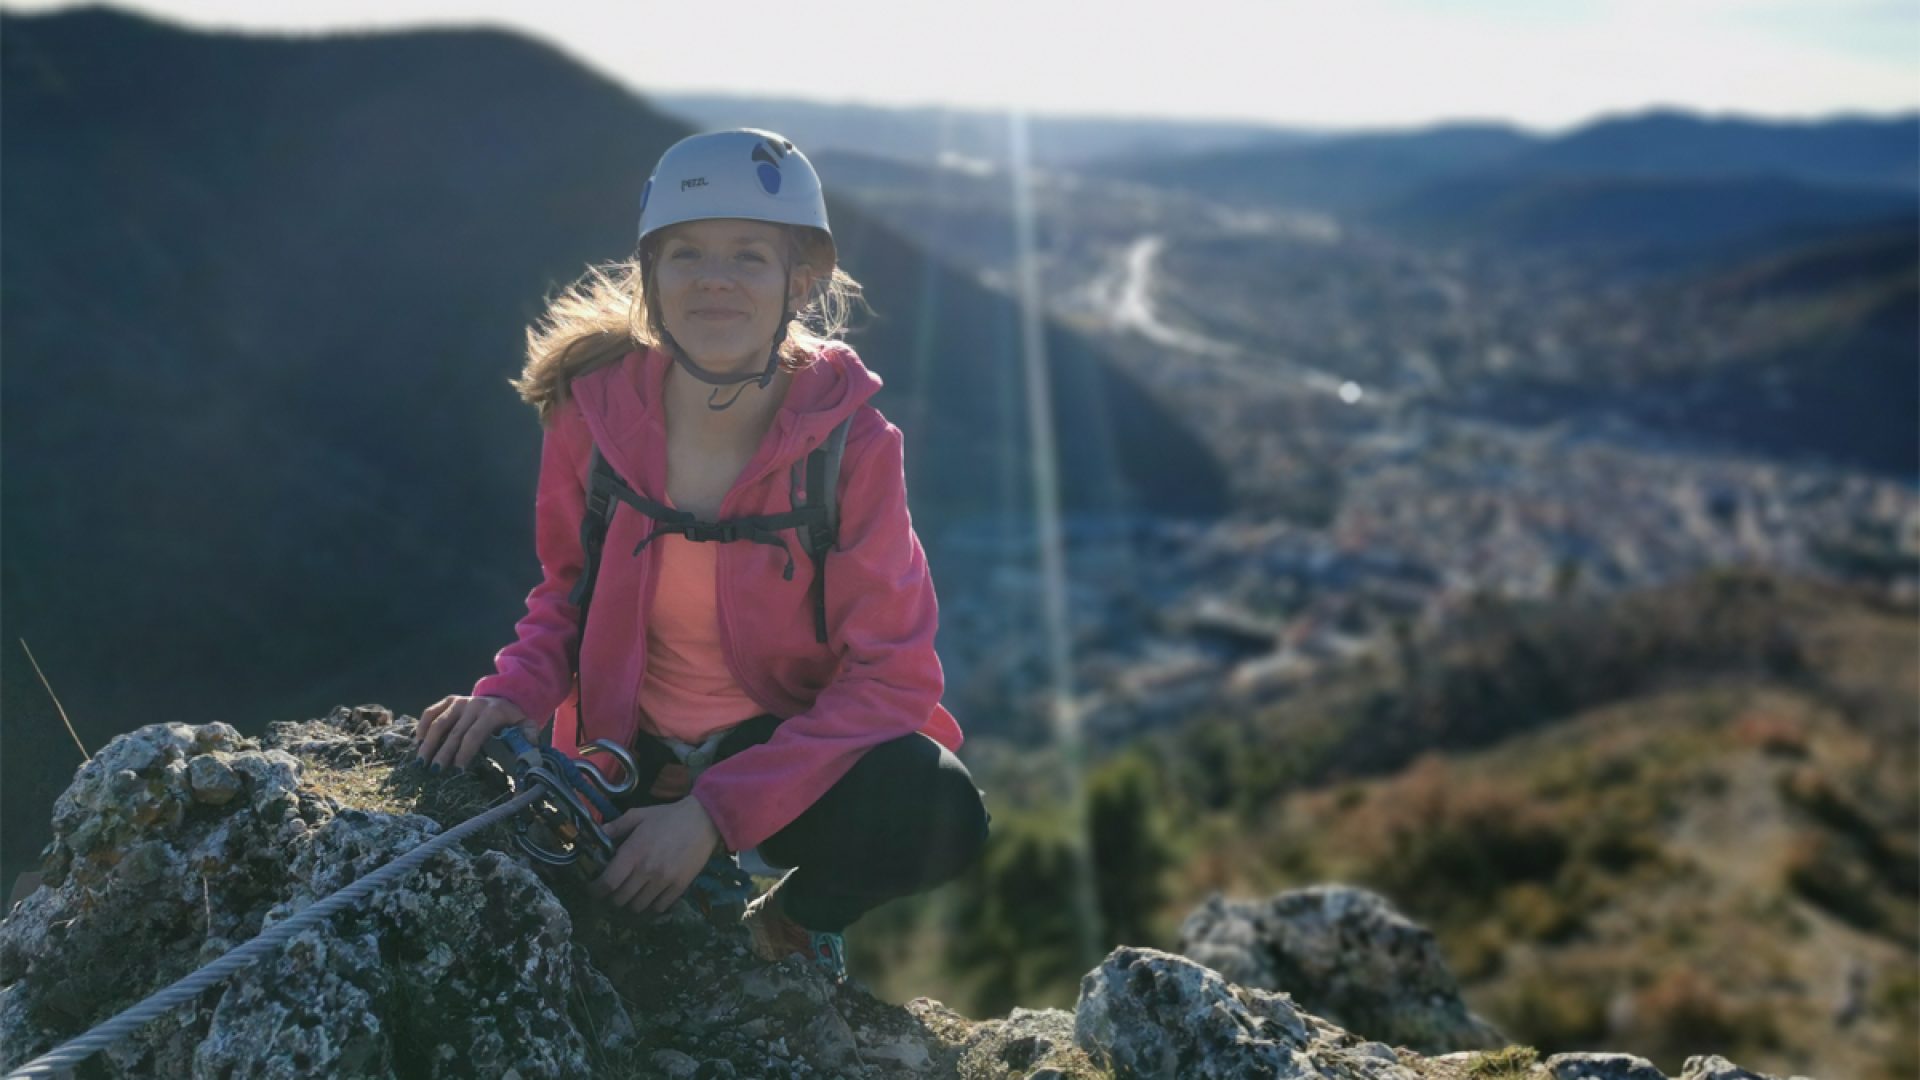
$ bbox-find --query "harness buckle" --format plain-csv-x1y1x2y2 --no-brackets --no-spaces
685,522,738,543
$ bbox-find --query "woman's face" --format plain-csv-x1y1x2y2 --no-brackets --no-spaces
655,219,812,375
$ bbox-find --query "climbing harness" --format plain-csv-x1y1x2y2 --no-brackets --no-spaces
560,415,852,749
2,726,754,1078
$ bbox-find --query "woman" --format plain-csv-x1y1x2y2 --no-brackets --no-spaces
410,129,990,982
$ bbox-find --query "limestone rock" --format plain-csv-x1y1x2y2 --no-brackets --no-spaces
1176,884,1506,1052
1546,1052,1669,1080
0,707,1811,1080
1,713,605,1078
1073,946,1424,1079
931,1002,1109,1078
1677,1056,1811,1080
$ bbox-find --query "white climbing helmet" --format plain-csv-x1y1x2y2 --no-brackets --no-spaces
636,128,833,267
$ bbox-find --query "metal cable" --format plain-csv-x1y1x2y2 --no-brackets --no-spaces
4,788,544,1079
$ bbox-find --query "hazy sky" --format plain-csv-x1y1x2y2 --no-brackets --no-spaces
5,0,1915,133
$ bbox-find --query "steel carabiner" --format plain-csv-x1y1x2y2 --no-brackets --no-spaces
574,739,640,799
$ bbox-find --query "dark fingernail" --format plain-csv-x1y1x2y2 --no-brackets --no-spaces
430,763,443,775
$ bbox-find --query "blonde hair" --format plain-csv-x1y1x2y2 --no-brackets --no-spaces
511,227,864,425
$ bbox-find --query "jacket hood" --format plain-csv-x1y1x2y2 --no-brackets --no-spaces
567,341,883,496
762,340,884,437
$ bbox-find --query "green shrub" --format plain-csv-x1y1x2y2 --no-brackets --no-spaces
943,808,1092,1015
1488,971,1609,1049
1781,829,1910,942
1500,882,1583,943
1626,967,1781,1072
1440,921,1508,981
1088,751,1175,951
1353,758,1571,915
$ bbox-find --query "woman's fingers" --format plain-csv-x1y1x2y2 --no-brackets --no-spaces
422,701,467,769
604,848,653,907
414,697,459,764
409,696,527,771
648,878,686,914
413,699,438,748
450,708,497,770
612,872,650,909
604,810,643,840
429,700,490,771
628,874,672,915
594,827,642,895
447,701,505,771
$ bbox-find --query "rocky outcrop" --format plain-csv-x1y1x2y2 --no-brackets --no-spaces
1176,885,1506,1052
0,715,603,1077
0,708,1809,1079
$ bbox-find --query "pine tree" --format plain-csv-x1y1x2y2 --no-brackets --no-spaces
1088,751,1174,951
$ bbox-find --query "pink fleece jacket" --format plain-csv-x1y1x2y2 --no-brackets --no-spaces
472,343,963,853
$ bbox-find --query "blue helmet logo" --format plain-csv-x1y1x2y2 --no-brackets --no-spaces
752,141,785,194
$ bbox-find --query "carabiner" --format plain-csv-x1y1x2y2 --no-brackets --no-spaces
575,739,640,799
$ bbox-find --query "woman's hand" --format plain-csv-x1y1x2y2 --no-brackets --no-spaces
413,694,535,771
590,798,723,916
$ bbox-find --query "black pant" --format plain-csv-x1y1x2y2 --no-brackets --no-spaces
619,714,992,932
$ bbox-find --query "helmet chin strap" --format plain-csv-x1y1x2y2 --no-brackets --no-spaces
663,268,795,412
663,327,787,411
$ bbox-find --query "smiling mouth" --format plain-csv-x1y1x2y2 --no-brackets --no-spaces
691,310,747,319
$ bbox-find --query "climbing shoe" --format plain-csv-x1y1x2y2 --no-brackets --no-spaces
741,874,846,984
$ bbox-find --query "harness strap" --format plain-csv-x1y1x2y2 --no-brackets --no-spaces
611,487,807,580
567,450,619,598
562,448,629,746
633,523,797,579
794,418,856,638
558,417,857,746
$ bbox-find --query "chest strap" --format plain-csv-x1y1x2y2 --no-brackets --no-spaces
557,418,853,746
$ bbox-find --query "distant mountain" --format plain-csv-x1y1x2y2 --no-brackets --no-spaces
809,139,1917,478
1114,122,1539,217
652,91,1324,171
812,147,978,191
1701,217,1920,303
1500,107,1920,191
0,7,1228,885
1371,171,1916,272
1449,215,1919,477
1112,107,1919,268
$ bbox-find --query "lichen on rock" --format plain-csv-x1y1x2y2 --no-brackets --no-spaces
1176,884,1506,1053
0,706,1814,1080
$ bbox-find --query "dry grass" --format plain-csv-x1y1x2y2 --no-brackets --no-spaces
299,757,524,856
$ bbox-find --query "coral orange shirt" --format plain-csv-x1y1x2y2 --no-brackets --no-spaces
635,500,764,745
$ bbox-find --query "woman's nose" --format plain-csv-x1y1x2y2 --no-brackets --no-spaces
694,260,738,288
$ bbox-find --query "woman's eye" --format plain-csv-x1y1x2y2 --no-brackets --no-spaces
669,249,698,259
736,252,766,263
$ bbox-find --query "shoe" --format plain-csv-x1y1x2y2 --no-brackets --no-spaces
741,874,847,983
